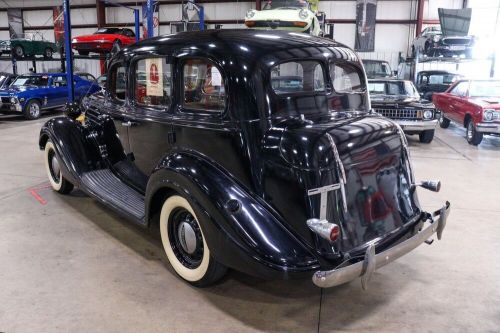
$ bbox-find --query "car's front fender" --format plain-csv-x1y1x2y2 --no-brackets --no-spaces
39,116,100,185
146,151,319,279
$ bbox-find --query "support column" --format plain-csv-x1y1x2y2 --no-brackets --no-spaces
416,0,424,37
256,0,261,11
96,0,106,28
63,0,74,103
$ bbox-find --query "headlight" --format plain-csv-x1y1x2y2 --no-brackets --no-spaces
423,110,433,119
483,109,495,121
245,10,255,19
10,97,17,104
299,9,309,20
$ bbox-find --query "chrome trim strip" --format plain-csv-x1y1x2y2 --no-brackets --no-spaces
326,133,348,213
396,119,438,131
312,201,450,289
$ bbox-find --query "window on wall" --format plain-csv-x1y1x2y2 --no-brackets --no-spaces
270,61,325,94
110,65,127,101
183,59,226,113
330,63,364,93
134,58,172,109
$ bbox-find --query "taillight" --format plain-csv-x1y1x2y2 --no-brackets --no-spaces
293,21,307,28
307,219,341,243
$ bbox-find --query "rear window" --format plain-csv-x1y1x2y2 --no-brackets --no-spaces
271,61,325,95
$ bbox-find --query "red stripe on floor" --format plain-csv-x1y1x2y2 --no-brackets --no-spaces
29,189,47,205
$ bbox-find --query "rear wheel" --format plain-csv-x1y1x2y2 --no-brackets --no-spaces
438,112,451,128
43,48,53,59
419,129,435,143
44,140,74,194
23,100,41,120
13,45,24,58
159,195,226,287
466,120,483,145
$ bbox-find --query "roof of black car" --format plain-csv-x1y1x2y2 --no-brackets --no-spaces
126,29,347,54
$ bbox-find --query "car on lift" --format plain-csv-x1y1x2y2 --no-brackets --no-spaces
362,59,394,79
368,78,437,143
433,79,500,145
71,28,137,55
244,0,322,36
416,70,463,101
0,73,100,119
0,72,16,89
39,29,449,288
0,33,58,59
411,9,475,58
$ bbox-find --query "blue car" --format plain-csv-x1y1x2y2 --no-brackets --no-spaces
0,73,99,119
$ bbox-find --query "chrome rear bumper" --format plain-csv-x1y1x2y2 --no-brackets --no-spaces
312,201,450,289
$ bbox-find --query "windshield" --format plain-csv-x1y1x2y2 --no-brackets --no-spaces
363,61,391,77
262,0,308,10
469,81,500,98
94,28,121,35
368,81,420,98
11,76,49,87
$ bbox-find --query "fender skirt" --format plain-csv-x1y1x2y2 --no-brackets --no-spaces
147,152,319,279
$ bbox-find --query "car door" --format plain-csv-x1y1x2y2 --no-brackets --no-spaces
447,81,469,123
125,55,174,186
49,75,69,107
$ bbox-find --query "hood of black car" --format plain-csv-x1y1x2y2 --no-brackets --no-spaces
438,8,471,36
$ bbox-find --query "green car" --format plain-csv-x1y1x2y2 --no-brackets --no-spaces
0,33,58,59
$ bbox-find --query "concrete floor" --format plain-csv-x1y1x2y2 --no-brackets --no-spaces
0,112,499,333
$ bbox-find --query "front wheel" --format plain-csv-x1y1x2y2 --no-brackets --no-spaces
466,121,483,145
419,129,435,143
438,112,451,128
159,195,226,287
23,100,41,120
13,45,24,58
44,140,74,194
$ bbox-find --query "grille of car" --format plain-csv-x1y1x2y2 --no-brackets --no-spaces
374,108,422,120
442,38,471,46
1,97,11,104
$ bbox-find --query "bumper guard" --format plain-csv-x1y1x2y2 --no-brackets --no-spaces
312,201,450,289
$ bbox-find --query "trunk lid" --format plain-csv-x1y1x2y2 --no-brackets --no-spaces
277,113,421,253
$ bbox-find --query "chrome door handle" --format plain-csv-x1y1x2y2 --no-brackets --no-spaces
121,121,138,127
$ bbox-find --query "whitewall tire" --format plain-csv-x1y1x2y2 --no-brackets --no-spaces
44,140,73,194
159,195,226,286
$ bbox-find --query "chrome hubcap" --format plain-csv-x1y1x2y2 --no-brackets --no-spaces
30,103,40,117
178,221,197,254
51,155,60,179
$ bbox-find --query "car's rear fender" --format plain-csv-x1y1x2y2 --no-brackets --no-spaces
145,151,320,278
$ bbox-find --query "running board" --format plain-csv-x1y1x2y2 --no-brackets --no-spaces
81,169,146,223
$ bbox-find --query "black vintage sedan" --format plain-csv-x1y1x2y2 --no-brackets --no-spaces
39,30,450,288
369,79,438,143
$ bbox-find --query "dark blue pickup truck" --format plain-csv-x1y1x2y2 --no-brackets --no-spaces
0,73,99,119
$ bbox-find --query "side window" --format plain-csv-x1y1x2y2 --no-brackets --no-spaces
134,58,172,109
110,65,127,101
52,76,67,87
450,82,467,97
183,59,225,113
330,63,364,93
271,61,325,94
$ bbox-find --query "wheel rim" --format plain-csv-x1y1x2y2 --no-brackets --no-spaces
15,47,22,56
46,49,52,57
48,149,61,183
168,208,204,269
467,122,474,140
29,103,40,118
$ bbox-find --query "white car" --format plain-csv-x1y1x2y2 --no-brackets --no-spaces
244,0,321,36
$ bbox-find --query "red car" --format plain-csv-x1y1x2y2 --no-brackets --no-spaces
71,28,136,55
433,79,500,145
